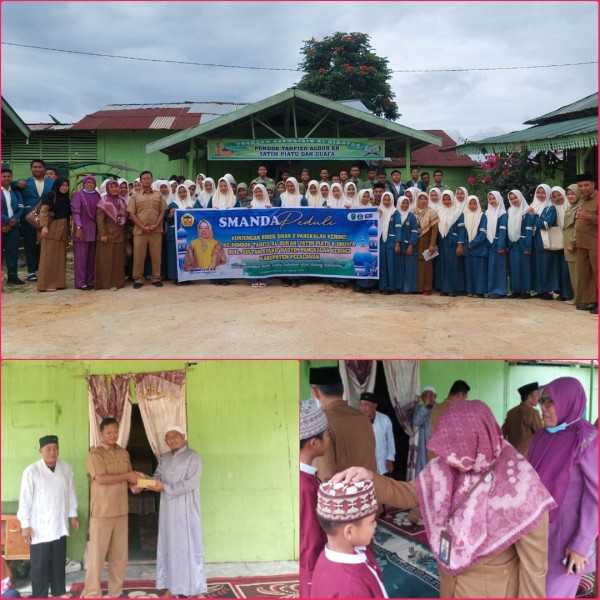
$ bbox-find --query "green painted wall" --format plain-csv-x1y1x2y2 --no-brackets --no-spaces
300,360,598,426
98,131,188,180
2,360,299,564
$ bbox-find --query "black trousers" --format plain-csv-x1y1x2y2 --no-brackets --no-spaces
29,535,67,598
19,216,40,274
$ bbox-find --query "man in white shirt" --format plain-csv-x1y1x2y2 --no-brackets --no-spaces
17,435,79,598
359,393,396,475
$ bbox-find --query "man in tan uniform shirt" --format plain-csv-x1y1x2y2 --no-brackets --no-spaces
127,171,167,288
501,382,543,457
82,418,141,598
309,367,377,483
574,174,598,314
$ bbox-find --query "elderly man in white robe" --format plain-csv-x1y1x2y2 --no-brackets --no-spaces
142,426,207,598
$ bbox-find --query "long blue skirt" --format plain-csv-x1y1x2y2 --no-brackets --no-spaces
557,252,573,299
465,255,487,295
488,251,507,296
532,248,559,293
379,244,398,292
508,250,531,293
399,254,418,292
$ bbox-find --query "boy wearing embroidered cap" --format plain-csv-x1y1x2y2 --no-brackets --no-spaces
299,399,330,598
310,479,388,598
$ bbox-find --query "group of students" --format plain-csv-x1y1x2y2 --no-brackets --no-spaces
2,161,596,313
300,368,598,598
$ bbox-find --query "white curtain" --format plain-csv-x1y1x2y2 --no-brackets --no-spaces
88,375,132,449
339,360,377,408
382,361,420,480
134,371,187,458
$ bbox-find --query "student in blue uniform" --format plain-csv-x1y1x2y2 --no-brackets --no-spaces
506,190,533,299
1,168,24,284
436,190,466,296
354,189,378,294
550,186,573,301
485,191,508,298
396,195,419,293
527,183,558,300
378,192,401,294
463,195,488,298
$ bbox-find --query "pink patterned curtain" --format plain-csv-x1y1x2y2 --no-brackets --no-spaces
134,371,187,458
339,360,377,409
382,361,420,481
88,375,132,448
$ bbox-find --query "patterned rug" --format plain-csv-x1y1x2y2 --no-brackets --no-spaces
69,575,299,598
376,509,596,598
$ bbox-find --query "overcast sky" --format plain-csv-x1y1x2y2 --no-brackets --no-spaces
2,1,597,142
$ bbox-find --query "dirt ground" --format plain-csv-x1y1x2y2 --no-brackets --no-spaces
2,267,597,359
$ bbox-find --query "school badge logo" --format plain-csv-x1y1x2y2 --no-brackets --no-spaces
181,213,195,227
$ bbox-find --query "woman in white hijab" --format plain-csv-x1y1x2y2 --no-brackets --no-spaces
184,179,197,202
506,189,533,299
318,181,330,206
396,195,419,293
353,189,378,294
436,190,466,296
327,183,351,209
485,191,508,298
344,181,359,207
195,173,206,193
455,186,469,211
463,195,488,297
197,177,215,208
428,187,442,212
526,183,559,299
208,177,240,209
305,180,324,207
549,186,573,301
404,186,421,211
248,183,271,288
378,191,401,294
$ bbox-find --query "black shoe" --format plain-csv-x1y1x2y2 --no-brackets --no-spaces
292,280,300,287
152,281,163,287
363,288,372,294
26,273,38,282
536,292,553,300
576,303,596,311
508,292,520,299
590,307,598,314
221,279,231,286
520,292,531,299
7,277,25,285
353,286,362,293
283,280,291,287
133,283,143,289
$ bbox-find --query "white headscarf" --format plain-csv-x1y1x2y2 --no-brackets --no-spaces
318,181,330,203
428,187,442,212
184,179,197,198
99,179,109,196
356,188,372,207
379,191,397,242
507,189,528,242
305,180,322,207
328,183,347,208
485,191,507,244
404,186,421,210
197,177,214,208
250,183,270,208
279,177,304,207
152,179,172,202
437,190,463,238
195,173,206,191
344,181,358,206
464,195,483,242
396,195,411,224
530,184,552,216
173,184,194,210
455,187,469,211
211,177,237,209
223,173,236,186
550,186,567,227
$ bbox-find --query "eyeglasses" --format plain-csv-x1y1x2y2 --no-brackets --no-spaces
539,396,554,408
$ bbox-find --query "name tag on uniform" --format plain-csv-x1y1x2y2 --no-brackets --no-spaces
439,530,452,565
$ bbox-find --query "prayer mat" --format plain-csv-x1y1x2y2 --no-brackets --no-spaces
379,508,429,545
375,514,439,598
69,575,299,598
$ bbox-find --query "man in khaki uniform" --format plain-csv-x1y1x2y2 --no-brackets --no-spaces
82,418,141,598
574,173,598,314
501,382,543,457
310,367,377,483
428,380,470,460
127,171,167,289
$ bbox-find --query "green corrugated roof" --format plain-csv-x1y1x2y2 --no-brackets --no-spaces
146,88,441,157
2,97,31,139
455,116,598,155
524,92,597,125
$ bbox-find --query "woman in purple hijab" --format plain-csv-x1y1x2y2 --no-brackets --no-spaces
71,175,101,289
528,377,598,598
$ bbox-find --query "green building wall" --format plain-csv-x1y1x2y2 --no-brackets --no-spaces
2,360,299,564
300,360,598,425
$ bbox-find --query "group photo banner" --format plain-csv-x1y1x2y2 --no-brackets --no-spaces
175,207,380,281
207,138,386,160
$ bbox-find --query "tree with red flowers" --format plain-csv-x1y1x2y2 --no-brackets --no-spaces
297,32,399,120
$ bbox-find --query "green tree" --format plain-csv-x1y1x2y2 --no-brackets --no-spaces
297,32,399,120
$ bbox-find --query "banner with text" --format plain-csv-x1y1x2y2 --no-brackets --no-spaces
207,138,386,160
175,207,380,281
